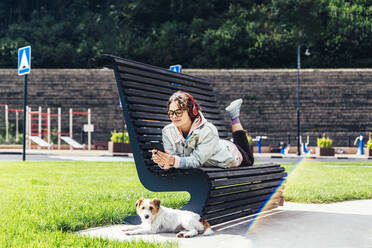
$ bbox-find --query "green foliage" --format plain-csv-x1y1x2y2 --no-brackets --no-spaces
110,130,129,143
367,133,372,149
0,124,23,145
317,136,333,148
246,133,252,145
0,0,371,68
0,133,23,145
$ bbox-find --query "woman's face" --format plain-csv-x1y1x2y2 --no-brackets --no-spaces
168,101,191,128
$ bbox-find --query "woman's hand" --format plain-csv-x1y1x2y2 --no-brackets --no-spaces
151,149,163,168
151,150,175,170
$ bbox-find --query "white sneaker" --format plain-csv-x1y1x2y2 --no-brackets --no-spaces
225,98,243,119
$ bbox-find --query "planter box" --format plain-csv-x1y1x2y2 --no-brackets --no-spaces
108,141,132,153
365,148,372,157
316,147,335,156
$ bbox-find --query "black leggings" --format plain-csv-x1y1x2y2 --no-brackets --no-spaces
233,130,254,166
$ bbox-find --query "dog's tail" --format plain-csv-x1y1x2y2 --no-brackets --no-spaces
200,218,213,235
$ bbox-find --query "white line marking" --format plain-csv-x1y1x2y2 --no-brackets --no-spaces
214,210,286,231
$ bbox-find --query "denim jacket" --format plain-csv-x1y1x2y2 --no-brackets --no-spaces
162,112,237,169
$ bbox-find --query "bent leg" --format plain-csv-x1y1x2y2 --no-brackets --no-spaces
233,130,254,166
226,98,254,166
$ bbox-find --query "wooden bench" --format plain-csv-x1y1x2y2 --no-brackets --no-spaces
91,54,287,226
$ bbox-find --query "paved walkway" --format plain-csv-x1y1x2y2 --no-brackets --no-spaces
79,200,372,248
1,148,371,163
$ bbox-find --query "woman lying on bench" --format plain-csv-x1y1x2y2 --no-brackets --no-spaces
152,91,254,170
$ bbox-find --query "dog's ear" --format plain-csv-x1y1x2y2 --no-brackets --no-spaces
152,198,161,208
135,197,144,208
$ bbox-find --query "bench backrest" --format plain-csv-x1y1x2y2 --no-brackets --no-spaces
94,55,229,173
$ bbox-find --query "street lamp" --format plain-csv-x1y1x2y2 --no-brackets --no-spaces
296,44,311,156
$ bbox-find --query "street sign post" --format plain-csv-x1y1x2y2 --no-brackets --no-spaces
169,64,182,73
18,46,31,161
18,46,31,76
170,65,182,86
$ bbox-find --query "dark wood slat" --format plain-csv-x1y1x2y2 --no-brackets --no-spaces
129,104,220,115
203,202,263,220
206,207,261,226
140,142,161,150
135,126,228,138
131,112,169,122
120,73,215,97
135,127,163,135
126,96,165,107
128,105,223,119
137,135,162,142
211,172,287,188
209,180,283,196
142,151,154,159
133,119,228,134
123,88,169,101
132,120,228,135
117,65,212,91
204,194,270,213
118,66,212,91
120,79,216,101
207,167,285,179
125,87,216,107
122,79,173,95
146,162,202,176
128,106,226,122
130,111,227,126
129,105,167,114
124,88,217,108
201,163,281,173
146,165,192,177
113,57,212,86
207,188,276,205
126,96,227,119
144,158,156,166
134,120,170,128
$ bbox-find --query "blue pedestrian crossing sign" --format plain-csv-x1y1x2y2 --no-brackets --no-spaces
18,46,31,76
169,64,182,73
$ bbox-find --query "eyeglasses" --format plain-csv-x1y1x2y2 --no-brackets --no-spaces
167,109,184,118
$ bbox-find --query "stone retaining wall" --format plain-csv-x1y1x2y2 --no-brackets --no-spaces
0,68,371,146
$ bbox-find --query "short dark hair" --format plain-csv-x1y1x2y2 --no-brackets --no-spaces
167,91,201,121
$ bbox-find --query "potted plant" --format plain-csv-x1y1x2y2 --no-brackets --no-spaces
246,133,253,154
365,133,372,157
316,135,334,156
108,130,132,153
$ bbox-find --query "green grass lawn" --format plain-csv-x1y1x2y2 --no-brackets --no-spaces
282,161,372,203
0,161,186,248
0,160,371,247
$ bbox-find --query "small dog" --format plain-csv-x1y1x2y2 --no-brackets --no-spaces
122,198,213,238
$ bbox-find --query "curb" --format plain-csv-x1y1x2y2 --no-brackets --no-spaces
0,151,22,155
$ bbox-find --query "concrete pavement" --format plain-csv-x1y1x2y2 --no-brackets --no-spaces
0,149,135,162
79,200,372,248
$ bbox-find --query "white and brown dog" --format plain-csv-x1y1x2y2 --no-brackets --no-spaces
122,198,213,238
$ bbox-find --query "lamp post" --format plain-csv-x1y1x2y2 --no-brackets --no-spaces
296,44,310,156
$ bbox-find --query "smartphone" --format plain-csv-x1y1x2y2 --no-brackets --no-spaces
150,141,164,153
